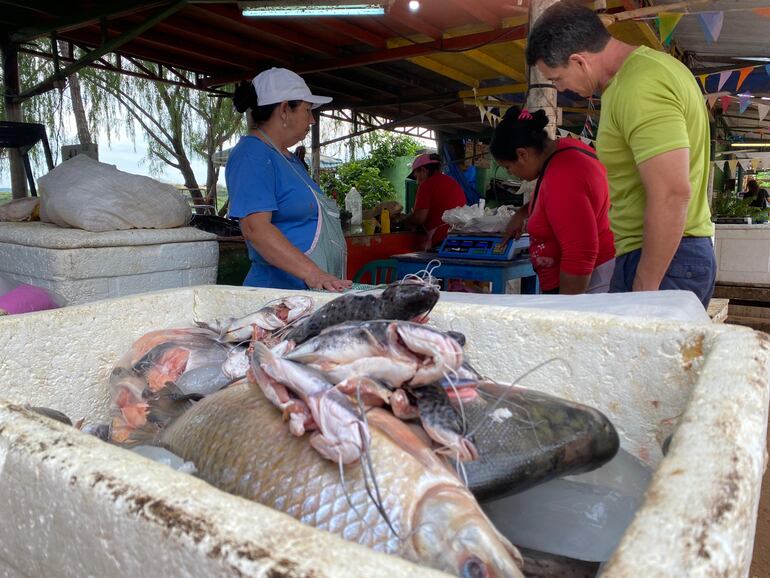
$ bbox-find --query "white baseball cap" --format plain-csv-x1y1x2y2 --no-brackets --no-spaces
252,68,332,109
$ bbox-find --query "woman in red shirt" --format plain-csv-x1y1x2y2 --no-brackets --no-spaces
490,107,615,294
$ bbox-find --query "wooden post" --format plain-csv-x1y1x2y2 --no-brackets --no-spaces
526,0,560,139
1,37,29,198
311,115,321,183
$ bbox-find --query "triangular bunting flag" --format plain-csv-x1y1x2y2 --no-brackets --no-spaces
738,159,751,171
698,11,724,45
728,159,739,174
658,12,684,44
759,104,770,122
752,7,770,17
739,92,752,114
766,64,770,77
736,67,754,91
720,95,732,112
717,70,732,91
698,74,709,90
712,162,723,174
706,94,718,109
580,137,593,146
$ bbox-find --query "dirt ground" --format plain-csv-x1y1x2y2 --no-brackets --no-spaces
750,432,769,578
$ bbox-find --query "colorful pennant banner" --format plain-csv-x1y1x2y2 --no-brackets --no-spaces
739,93,752,114
698,11,724,45
658,12,684,45
759,104,770,123
736,67,754,92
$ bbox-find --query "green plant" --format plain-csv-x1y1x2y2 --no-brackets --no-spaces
712,192,768,222
320,161,396,209
320,132,421,209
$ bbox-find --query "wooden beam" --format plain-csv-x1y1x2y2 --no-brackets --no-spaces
318,19,386,48
386,4,443,39
464,49,526,82
297,25,526,74
445,0,500,28
14,0,188,102
612,0,664,49
409,56,479,88
186,5,336,56
458,83,527,98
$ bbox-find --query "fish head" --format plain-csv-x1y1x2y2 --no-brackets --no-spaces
381,281,439,321
282,296,314,322
411,485,524,578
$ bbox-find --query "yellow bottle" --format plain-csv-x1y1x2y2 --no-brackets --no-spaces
380,208,391,234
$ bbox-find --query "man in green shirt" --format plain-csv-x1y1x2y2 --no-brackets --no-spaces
526,0,716,307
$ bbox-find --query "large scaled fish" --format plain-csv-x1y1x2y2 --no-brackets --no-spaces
162,382,525,578
283,281,439,344
453,380,620,501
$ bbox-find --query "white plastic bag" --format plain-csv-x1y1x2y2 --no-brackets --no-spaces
38,155,191,231
442,203,517,234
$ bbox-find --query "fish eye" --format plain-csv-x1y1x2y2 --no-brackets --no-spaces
462,556,488,578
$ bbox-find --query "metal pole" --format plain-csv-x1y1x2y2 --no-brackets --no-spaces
311,115,321,183
526,0,560,139
1,36,28,198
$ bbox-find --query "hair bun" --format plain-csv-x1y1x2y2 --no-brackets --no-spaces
532,108,549,130
232,81,256,113
503,106,522,121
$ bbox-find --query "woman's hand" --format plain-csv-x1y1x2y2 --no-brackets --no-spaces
304,269,352,292
501,208,528,244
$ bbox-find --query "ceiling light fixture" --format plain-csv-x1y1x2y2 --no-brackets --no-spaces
731,143,770,148
408,0,420,11
240,0,389,16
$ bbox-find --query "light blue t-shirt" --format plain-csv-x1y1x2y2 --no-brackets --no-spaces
225,135,319,289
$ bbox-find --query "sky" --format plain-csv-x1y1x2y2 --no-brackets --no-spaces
0,113,435,190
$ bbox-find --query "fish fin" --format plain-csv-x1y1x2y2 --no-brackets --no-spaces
250,340,273,365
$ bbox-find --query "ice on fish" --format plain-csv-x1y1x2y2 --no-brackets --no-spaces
130,445,197,475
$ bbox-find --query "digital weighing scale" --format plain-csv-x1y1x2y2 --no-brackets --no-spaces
437,234,530,261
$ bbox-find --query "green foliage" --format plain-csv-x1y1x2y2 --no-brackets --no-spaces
361,132,421,173
712,192,768,222
320,132,420,209
320,161,395,209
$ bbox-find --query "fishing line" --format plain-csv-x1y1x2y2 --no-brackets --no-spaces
354,385,401,541
464,357,572,442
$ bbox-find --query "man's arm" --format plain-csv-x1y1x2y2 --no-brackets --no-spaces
634,147,691,291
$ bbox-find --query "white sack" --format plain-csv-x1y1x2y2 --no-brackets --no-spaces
0,197,39,222
38,155,191,232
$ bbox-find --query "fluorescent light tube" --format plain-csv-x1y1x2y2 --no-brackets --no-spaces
242,3,385,16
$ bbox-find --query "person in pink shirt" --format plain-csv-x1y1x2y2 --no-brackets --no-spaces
398,153,467,250
491,107,615,294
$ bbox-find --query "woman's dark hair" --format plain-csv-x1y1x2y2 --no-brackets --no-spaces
489,107,551,162
747,179,760,194
233,80,303,125
526,0,611,68
425,152,442,176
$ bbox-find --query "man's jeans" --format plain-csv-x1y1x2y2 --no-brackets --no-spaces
609,237,717,308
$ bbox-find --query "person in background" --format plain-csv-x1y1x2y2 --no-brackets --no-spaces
491,107,615,294
226,67,351,291
742,179,759,201
397,153,466,250
527,0,716,307
751,188,769,210
294,145,310,172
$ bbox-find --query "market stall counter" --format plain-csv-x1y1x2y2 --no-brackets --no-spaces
345,230,422,280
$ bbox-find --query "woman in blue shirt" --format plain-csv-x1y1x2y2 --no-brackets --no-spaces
226,68,350,291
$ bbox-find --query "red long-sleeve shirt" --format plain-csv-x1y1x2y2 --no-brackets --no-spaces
527,138,615,292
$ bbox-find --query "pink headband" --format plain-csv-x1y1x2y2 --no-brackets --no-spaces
518,108,533,121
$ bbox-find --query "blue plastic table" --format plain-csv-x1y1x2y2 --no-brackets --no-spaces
393,252,539,294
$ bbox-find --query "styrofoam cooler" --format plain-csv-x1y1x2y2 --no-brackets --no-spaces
0,286,767,577
0,222,218,305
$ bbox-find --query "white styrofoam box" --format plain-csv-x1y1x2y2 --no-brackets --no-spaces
0,286,768,578
715,224,770,284
0,222,218,305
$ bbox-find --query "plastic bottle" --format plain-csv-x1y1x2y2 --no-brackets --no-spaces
380,208,391,234
345,187,362,227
